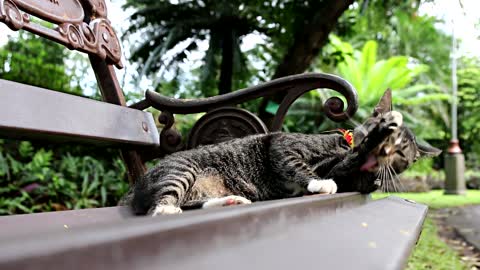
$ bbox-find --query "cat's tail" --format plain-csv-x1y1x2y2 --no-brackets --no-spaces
131,180,155,215
117,188,134,206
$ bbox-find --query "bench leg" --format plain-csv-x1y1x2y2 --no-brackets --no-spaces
121,150,146,184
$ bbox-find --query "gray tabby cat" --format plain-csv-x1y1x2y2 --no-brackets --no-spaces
124,90,441,216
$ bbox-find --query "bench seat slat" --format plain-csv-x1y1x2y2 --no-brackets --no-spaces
0,79,159,146
0,193,427,270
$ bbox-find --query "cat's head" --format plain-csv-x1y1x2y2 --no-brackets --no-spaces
354,89,442,175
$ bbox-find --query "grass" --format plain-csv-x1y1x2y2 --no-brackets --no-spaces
372,190,480,270
406,217,469,270
372,190,480,209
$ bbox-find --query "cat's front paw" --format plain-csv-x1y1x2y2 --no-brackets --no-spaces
150,205,183,216
307,179,338,194
385,111,403,130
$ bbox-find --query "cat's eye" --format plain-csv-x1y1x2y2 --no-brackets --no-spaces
395,150,406,158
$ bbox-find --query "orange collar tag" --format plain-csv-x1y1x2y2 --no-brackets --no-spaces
338,129,354,148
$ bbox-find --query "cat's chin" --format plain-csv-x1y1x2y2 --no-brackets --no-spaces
360,154,378,172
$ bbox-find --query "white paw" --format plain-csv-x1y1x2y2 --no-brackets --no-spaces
202,195,252,209
307,179,338,194
389,111,403,130
151,205,182,216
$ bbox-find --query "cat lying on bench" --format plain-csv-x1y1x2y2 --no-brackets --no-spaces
122,90,441,216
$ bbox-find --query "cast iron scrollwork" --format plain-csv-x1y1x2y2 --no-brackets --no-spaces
0,0,26,30
0,0,122,68
155,108,268,153
158,111,183,154
131,73,358,154
90,18,121,65
138,73,357,125
187,107,268,149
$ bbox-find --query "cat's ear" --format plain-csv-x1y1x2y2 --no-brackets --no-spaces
373,89,392,116
416,143,442,158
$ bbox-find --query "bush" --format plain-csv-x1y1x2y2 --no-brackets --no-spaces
466,170,480,189
0,140,129,215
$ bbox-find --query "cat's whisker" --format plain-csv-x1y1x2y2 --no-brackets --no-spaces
380,166,388,193
390,166,400,193
347,118,362,129
347,118,368,136
387,164,398,193
387,174,391,193
388,165,401,193
376,166,384,191
387,164,397,193
382,166,389,193
392,170,399,193
390,164,405,193
384,164,393,192
384,166,391,193
386,165,395,193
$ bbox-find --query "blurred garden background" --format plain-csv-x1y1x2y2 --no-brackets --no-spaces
1,0,480,268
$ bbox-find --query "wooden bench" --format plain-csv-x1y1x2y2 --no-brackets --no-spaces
0,1,428,269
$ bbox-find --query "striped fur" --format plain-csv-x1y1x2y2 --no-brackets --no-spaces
122,93,441,215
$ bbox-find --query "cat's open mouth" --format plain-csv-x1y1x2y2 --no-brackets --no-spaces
360,154,378,172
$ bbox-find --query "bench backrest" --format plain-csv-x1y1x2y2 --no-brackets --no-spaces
0,0,158,182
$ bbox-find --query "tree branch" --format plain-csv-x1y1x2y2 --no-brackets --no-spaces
259,0,355,127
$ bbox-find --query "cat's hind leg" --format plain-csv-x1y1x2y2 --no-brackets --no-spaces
201,195,252,209
149,204,183,216
177,196,252,211
135,172,194,216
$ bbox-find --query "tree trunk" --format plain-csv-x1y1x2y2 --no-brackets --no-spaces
218,29,234,95
258,0,355,128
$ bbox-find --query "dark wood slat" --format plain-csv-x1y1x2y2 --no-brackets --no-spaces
0,79,159,146
0,206,134,240
0,193,361,241
0,194,427,270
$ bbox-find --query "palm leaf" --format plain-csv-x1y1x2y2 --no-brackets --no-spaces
359,40,377,79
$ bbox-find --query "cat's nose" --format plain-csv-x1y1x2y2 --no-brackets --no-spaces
380,146,393,156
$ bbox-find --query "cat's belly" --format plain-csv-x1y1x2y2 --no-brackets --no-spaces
190,174,232,198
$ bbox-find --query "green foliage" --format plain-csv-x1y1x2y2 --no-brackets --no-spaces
389,11,451,81
0,140,128,215
282,90,330,134
124,0,355,95
284,37,450,141
0,31,84,95
339,1,451,81
404,158,435,175
330,36,449,119
0,28,126,215
124,0,260,94
327,37,449,143
457,57,480,169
